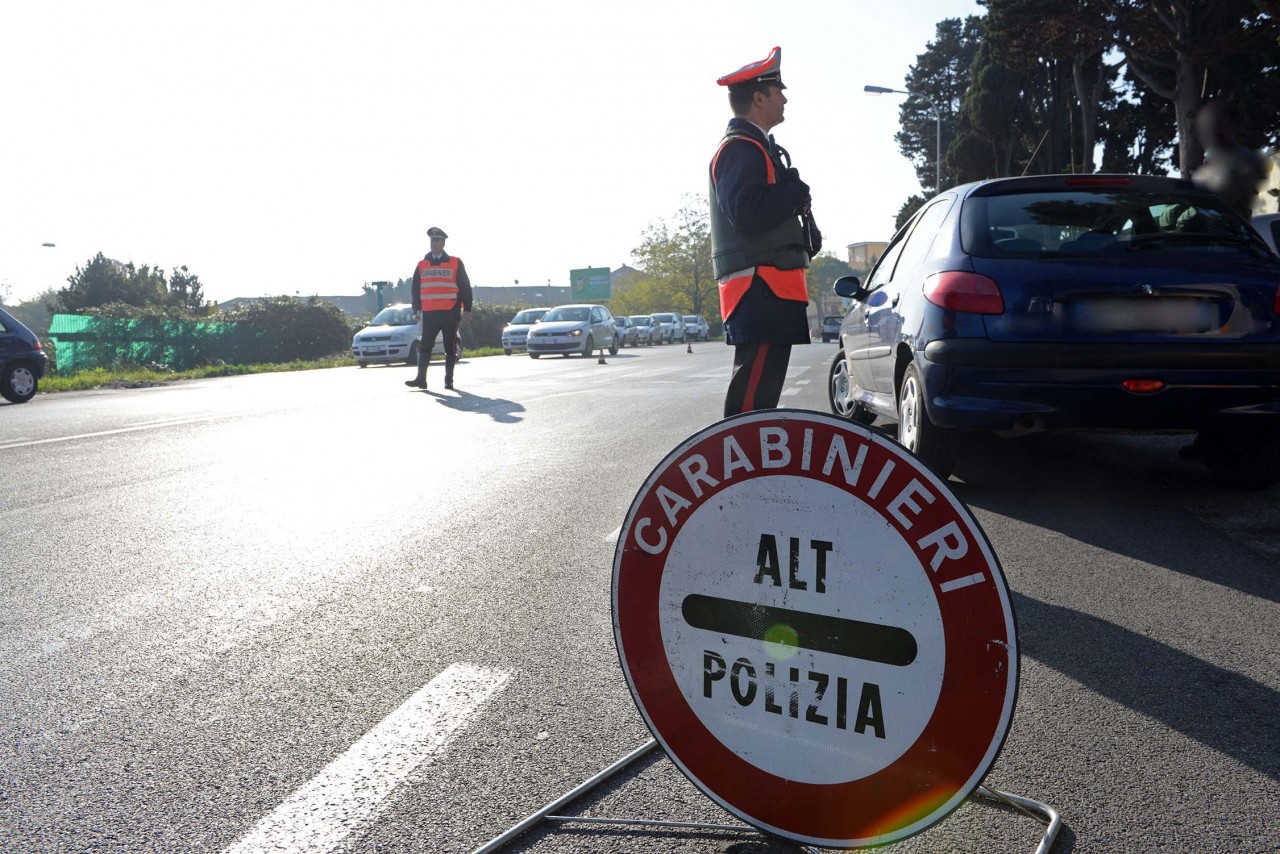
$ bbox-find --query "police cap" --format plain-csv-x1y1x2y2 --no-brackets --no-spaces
427,226,449,239
717,46,785,90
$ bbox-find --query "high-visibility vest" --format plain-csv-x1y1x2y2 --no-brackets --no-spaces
418,256,461,312
709,134,809,320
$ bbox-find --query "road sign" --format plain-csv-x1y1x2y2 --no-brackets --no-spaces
569,267,611,301
613,410,1017,849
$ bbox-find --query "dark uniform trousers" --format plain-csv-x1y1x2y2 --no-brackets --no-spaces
725,342,792,417
418,309,460,384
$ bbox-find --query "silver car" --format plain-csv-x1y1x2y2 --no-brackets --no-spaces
527,304,619,358
351,303,452,367
501,307,550,355
629,315,658,345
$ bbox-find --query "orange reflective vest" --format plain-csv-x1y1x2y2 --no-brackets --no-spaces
710,135,809,320
417,256,462,312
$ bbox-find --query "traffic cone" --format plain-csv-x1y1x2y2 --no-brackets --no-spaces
597,346,607,365
686,340,693,354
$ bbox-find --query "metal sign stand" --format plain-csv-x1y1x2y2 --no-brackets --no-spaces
472,739,1062,854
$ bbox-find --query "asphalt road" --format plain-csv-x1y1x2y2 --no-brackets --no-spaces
1,341,1277,853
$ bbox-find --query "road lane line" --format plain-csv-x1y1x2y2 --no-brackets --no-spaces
222,663,510,854
0,413,255,451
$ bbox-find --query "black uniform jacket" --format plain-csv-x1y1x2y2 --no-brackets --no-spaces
411,252,473,314
712,118,811,346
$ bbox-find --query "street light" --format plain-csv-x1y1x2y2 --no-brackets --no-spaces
865,84,941,193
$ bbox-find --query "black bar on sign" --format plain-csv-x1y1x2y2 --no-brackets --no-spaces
681,594,917,667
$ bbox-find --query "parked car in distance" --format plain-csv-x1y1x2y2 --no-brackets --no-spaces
629,315,658,345
527,304,618,358
0,306,48,404
820,315,843,343
653,312,685,344
351,303,452,367
613,315,640,347
828,173,1280,489
683,315,711,341
502,307,550,355
648,312,672,344
1254,212,1280,255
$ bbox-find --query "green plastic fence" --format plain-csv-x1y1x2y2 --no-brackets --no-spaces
48,313,242,374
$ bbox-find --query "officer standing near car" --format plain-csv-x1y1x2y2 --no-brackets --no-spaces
709,46,820,417
406,226,472,390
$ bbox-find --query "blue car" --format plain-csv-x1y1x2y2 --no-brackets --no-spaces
828,174,1280,488
0,306,48,404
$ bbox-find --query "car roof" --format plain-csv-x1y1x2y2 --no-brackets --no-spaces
953,172,1201,200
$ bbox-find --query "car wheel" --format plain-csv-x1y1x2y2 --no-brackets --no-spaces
530,353,541,359
609,337,619,356
898,362,957,478
581,335,594,357
1201,427,1280,490
0,361,38,404
357,361,368,368
504,348,512,356
829,351,875,425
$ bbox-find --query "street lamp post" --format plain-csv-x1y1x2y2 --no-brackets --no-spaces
865,84,941,193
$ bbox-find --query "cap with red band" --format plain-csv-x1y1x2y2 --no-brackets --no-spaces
716,46,785,89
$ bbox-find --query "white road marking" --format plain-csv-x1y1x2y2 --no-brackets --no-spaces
222,663,510,854
781,387,802,396
0,413,254,451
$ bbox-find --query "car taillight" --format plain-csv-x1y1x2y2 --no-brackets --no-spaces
35,339,44,351
1122,378,1165,394
924,271,1005,315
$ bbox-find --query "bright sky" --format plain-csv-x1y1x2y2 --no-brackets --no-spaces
0,0,981,306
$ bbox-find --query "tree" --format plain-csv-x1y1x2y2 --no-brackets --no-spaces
631,195,716,318
805,254,856,306
954,38,1031,180
60,253,168,311
897,17,986,196
167,265,209,314
1105,0,1279,175
895,194,928,231
982,0,1115,174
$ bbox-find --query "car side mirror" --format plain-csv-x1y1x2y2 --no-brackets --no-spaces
833,275,866,301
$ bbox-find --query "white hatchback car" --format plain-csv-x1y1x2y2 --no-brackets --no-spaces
527,304,619,358
351,303,452,367
501,307,550,355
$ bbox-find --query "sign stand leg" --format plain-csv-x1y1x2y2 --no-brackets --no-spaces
470,740,1063,854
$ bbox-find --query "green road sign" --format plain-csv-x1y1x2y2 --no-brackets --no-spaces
570,267,612,301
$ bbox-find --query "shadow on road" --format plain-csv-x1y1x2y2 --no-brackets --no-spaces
946,431,1280,604
420,388,525,423
1013,591,1280,782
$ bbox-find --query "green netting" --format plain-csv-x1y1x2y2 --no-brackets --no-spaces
48,314,244,374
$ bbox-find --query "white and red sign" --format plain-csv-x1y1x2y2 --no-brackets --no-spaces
613,410,1017,849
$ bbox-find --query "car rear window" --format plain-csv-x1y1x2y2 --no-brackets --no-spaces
960,188,1267,260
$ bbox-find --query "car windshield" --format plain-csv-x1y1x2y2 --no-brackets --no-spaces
370,306,417,325
511,309,547,324
684,316,698,322
542,306,589,322
961,188,1269,259
823,317,841,324
630,316,652,326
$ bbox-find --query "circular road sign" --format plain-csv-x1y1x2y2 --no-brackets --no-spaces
613,410,1017,849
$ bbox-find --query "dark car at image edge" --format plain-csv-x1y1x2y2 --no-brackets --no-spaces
0,307,48,404
827,174,1280,489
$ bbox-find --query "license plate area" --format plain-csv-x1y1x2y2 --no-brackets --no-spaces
1060,297,1221,334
